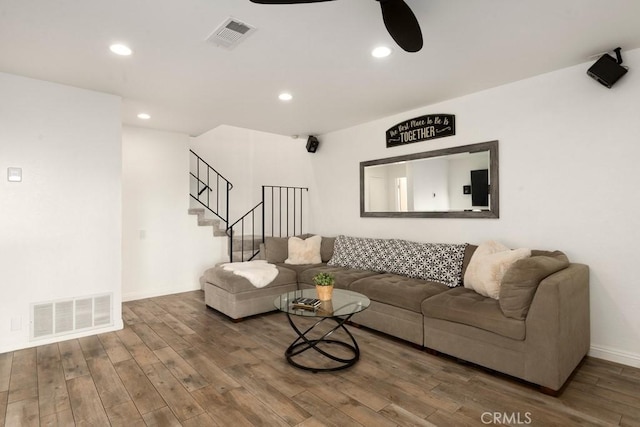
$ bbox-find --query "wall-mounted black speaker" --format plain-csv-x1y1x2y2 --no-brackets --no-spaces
306,136,319,153
587,48,628,88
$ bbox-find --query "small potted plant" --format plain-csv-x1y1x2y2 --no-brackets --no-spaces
313,272,335,301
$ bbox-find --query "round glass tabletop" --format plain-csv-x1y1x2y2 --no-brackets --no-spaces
275,288,370,318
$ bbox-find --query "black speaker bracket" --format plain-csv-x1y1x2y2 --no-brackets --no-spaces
613,47,623,64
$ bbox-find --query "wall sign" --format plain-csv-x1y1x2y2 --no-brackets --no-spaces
386,114,455,148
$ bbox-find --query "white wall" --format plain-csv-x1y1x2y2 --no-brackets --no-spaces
122,126,225,301
0,72,122,353
309,48,640,367
190,125,316,233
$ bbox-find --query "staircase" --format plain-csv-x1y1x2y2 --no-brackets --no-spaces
189,150,309,263
188,208,227,237
189,208,259,261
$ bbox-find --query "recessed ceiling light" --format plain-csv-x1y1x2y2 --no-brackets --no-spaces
278,93,293,101
110,44,132,56
371,46,392,58
137,113,151,120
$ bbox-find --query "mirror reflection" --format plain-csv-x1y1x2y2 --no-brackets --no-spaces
360,141,499,218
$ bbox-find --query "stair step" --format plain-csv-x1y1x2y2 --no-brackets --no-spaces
231,250,261,263
199,218,220,227
188,208,227,237
231,235,262,248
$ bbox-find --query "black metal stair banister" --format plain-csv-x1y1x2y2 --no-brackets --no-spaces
229,185,309,262
189,150,233,226
190,150,309,263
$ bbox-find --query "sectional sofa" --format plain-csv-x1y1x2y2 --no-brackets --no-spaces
200,234,590,393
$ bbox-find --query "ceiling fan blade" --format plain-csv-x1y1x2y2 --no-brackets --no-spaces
249,0,333,4
378,0,423,52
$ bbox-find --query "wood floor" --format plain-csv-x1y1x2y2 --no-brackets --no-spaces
1,291,639,427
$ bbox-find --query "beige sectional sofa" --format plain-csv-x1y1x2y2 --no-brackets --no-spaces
200,234,590,393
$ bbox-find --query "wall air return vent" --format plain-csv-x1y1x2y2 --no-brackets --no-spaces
206,17,256,49
30,293,113,340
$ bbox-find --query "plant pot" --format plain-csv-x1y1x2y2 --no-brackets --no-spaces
316,285,334,301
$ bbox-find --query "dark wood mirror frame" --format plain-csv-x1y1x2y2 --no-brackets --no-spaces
360,140,499,218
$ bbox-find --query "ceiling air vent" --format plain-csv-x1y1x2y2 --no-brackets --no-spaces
207,17,256,50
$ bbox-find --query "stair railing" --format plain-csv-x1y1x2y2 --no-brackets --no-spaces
228,185,309,262
189,150,232,226
262,185,309,238
228,202,263,262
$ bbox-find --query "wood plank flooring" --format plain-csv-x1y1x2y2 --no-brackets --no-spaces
1,290,639,426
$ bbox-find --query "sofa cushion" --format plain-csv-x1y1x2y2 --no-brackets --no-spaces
275,262,323,275
264,237,289,263
264,234,332,264
285,235,322,265
202,264,297,294
464,241,531,299
320,237,336,262
461,244,478,283
422,287,526,340
499,251,569,320
350,274,449,313
298,266,379,289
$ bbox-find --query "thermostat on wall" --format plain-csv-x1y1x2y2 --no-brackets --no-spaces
7,167,22,182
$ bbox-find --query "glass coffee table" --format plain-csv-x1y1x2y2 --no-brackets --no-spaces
274,288,370,372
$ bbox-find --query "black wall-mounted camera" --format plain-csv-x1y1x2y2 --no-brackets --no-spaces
306,136,319,153
587,47,628,88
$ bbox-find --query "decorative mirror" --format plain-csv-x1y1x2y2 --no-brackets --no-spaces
360,140,499,218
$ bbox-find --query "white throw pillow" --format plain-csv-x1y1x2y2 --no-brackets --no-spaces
464,241,531,299
285,235,322,265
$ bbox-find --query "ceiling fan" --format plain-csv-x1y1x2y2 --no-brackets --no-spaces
249,0,423,53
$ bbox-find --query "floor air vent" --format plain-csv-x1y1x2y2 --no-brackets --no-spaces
206,17,256,49
31,293,112,340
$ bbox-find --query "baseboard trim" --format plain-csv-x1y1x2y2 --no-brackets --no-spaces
589,344,640,368
0,320,124,355
123,285,201,302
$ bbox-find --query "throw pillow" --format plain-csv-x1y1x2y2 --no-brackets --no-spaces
386,239,467,288
328,235,467,287
285,235,322,265
264,234,315,263
464,241,531,299
328,235,392,272
499,251,569,319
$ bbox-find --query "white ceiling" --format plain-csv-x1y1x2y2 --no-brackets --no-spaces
1,0,640,137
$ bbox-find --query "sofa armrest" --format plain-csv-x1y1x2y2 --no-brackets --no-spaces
524,263,590,390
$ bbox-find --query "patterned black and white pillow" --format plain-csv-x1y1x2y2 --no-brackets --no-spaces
404,241,467,287
329,235,467,287
387,240,467,287
327,235,391,272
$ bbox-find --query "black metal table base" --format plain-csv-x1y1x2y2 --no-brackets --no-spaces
285,312,360,372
